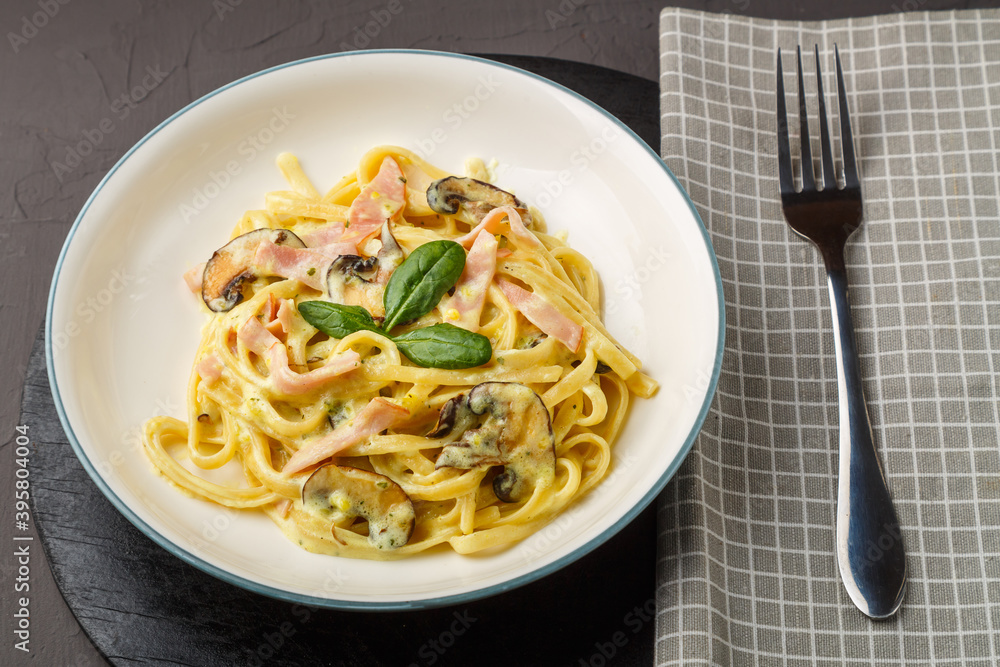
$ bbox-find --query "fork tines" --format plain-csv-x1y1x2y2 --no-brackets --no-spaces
776,45,859,198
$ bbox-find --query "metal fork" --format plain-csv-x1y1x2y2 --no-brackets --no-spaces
776,45,906,619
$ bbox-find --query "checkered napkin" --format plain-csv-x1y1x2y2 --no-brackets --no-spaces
656,8,1000,666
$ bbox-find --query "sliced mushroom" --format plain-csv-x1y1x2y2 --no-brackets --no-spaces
326,223,403,317
426,393,479,441
426,177,532,225
431,382,555,502
373,222,404,281
202,228,306,312
301,464,415,550
572,359,612,374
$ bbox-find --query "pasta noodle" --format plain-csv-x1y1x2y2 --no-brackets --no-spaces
143,145,657,560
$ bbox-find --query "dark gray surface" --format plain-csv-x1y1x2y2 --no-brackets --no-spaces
3,1,1000,666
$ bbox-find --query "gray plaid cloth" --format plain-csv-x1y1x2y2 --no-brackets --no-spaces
656,8,1000,666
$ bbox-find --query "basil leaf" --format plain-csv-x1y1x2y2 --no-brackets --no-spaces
393,323,492,369
382,240,466,331
298,301,381,339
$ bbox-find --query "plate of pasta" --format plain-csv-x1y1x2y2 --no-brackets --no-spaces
46,51,723,608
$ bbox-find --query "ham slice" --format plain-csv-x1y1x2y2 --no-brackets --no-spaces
262,294,282,335
239,315,280,353
301,223,346,247
313,239,358,257
455,206,539,250
344,157,406,244
203,162,403,300
237,316,361,395
262,294,278,322
252,230,364,294
439,230,497,331
276,298,297,334
301,223,360,259
274,498,293,519
283,397,409,474
497,279,583,352
253,241,333,292
196,353,223,383
183,263,206,293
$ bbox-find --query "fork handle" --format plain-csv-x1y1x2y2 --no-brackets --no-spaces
824,257,907,619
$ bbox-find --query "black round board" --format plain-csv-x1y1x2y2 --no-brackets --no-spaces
24,55,661,667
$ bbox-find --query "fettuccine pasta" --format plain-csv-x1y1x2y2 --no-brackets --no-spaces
143,146,657,560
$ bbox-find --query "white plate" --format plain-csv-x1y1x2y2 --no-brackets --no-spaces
46,51,723,609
